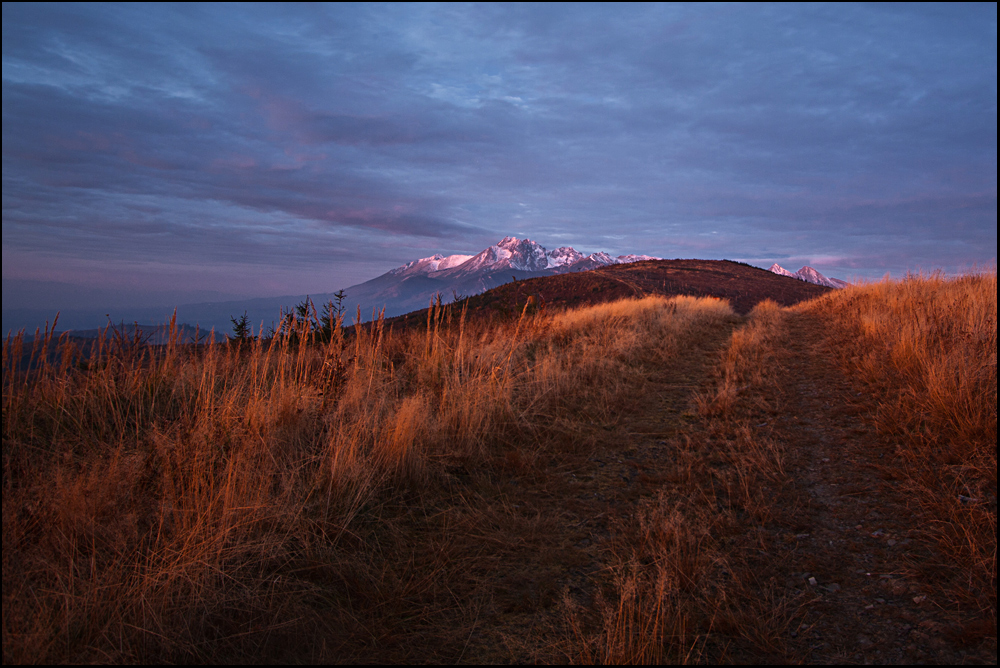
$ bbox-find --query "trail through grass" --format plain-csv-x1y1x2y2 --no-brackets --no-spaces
3,274,994,663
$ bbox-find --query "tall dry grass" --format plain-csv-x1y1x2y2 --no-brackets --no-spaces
692,298,790,522
810,271,997,621
2,295,735,663
561,300,800,664
563,273,996,663
562,492,718,664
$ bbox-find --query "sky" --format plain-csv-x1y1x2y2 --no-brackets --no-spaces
3,3,997,313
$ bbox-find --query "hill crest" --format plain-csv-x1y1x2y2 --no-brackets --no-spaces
386,258,832,329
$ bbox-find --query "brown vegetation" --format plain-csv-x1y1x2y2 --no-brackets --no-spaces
3,295,735,662
556,272,996,663
3,271,995,664
811,272,997,625
386,259,832,331
567,299,797,664
668,271,995,662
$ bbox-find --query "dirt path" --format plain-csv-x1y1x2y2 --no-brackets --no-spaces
752,308,994,664
451,315,741,662
367,305,994,663
601,272,647,298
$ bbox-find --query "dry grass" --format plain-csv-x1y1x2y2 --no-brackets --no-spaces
562,493,718,665
562,298,798,664
9,272,990,664
807,271,997,621
694,298,786,418
693,299,790,522
557,272,996,664
2,295,735,663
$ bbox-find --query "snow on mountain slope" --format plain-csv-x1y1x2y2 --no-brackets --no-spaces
769,263,848,288
587,251,616,265
615,254,659,264
341,236,663,320
499,236,550,271
794,266,850,289
388,253,474,277
401,237,660,280
546,246,585,268
768,263,797,278
565,251,660,272
433,236,598,278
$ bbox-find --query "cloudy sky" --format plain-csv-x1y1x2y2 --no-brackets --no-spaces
3,3,996,311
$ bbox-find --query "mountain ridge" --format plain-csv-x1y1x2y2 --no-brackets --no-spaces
768,263,849,289
385,258,834,332
339,236,660,319
3,239,847,335
391,236,658,281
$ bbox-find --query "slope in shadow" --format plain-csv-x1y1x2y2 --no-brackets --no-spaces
386,259,831,330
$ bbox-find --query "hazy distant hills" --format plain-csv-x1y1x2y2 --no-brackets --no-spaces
19,322,226,345
3,237,657,335
4,237,848,336
4,297,299,340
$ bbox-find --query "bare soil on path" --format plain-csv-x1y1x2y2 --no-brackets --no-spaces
452,316,744,662
737,308,996,664
349,305,995,664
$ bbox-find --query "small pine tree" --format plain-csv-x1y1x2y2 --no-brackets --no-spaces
229,311,251,342
333,289,347,319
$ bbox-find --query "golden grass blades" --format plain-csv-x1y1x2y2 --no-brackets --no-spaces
808,270,996,621
4,295,738,662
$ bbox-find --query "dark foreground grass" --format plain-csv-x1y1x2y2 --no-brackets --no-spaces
3,296,735,663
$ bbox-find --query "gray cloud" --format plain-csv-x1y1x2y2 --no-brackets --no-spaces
3,3,996,313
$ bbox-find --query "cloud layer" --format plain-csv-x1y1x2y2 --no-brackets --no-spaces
3,4,996,309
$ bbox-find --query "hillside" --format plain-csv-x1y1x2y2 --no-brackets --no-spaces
386,258,831,329
3,273,994,664
3,250,836,337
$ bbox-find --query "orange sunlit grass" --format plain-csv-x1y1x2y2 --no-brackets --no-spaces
2,295,736,663
807,271,997,619
3,274,996,663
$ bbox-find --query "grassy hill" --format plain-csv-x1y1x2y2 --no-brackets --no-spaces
2,271,994,663
385,258,831,331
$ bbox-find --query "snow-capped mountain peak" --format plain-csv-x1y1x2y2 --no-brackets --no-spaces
387,237,661,283
498,236,550,271
446,236,550,275
388,252,474,277
768,263,797,278
769,263,848,288
545,246,585,268
794,266,849,289
616,254,658,264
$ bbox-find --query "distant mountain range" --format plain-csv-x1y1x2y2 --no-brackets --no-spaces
767,263,849,289
2,237,659,335
340,236,660,318
4,238,849,336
